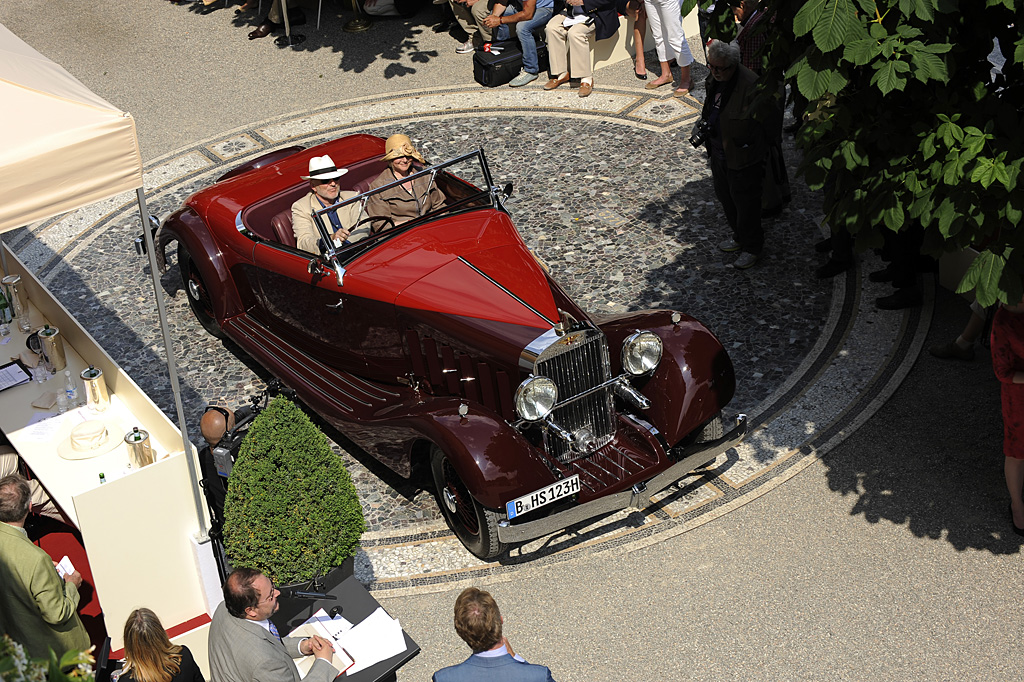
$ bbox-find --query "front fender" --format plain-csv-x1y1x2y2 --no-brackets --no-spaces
159,206,244,323
409,399,555,510
598,310,735,446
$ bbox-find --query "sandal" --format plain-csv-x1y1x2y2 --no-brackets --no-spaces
672,82,694,97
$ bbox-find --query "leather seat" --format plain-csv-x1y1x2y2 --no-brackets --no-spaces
270,210,297,248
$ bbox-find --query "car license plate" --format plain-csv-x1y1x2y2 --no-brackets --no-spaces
505,475,580,519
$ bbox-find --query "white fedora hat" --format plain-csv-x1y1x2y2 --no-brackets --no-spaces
57,418,125,461
301,155,348,181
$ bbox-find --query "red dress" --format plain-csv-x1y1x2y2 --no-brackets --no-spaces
991,306,1024,459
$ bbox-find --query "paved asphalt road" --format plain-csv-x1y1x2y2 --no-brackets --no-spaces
2,2,1022,679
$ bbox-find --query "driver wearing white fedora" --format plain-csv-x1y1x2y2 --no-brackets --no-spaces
291,155,366,254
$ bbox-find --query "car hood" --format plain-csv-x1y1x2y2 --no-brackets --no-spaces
349,210,560,332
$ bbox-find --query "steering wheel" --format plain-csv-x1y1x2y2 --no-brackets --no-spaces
355,216,396,235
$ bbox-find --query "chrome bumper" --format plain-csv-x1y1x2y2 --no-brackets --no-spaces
496,414,747,544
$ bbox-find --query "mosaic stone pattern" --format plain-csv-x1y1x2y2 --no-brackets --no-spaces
8,88,929,589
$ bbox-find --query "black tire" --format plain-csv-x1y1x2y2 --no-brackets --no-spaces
430,445,504,560
177,242,225,339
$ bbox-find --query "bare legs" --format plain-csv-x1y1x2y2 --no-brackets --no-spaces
627,1,647,78
1008,457,1024,531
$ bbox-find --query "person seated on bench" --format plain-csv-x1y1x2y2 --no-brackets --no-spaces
366,135,446,234
543,0,620,98
481,0,555,87
291,155,366,254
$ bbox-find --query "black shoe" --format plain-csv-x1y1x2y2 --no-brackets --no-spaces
814,236,833,253
868,267,896,283
876,288,922,310
762,204,784,219
815,259,852,279
433,18,455,32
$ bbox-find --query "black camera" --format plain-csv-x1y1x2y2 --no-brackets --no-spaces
689,118,710,148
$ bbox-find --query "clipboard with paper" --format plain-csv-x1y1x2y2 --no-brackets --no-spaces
289,607,408,677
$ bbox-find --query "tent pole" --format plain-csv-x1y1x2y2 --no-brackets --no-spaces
136,188,209,540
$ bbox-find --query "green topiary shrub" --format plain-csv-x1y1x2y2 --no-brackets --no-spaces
222,396,365,585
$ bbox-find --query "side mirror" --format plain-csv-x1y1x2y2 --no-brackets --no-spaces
503,183,513,198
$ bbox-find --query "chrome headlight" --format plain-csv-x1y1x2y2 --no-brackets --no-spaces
621,331,663,375
514,376,558,422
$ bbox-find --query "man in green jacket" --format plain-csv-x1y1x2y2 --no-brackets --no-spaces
0,474,89,658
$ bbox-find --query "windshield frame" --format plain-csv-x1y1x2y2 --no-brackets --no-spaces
310,148,499,268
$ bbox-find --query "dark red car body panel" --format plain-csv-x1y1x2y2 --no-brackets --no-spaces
160,135,736,516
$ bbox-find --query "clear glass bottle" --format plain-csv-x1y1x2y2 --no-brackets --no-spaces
64,370,78,404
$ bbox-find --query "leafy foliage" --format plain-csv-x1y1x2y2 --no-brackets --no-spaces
0,635,94,682
223,396,365,585
701,0,1024,306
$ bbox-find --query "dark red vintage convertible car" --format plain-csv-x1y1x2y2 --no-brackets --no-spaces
156,134,745,559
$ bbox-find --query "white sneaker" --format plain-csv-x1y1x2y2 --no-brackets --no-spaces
509,71,538,87
455,40,474,54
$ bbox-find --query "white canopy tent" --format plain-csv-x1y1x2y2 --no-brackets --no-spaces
0,21,206,537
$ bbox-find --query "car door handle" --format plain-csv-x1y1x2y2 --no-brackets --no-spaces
327,299,344,310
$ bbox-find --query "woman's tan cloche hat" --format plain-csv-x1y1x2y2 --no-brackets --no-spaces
381,134,425,164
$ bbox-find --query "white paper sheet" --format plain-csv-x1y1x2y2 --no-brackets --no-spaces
22,411,64,440
336,607,407,676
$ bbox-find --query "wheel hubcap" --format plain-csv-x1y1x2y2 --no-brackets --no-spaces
443,488,458,514
188,279,201,301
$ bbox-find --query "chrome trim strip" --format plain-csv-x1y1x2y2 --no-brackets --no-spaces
520,328,561,371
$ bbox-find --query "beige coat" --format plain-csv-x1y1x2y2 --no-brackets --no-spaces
0,522,89,658
365,169,446,233
290,191,366,253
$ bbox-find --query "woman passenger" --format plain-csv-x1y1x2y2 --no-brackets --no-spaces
365,134,446,234
117,608,205,682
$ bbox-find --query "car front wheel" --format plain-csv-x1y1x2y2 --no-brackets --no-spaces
177,242,225,339
430,445,504,560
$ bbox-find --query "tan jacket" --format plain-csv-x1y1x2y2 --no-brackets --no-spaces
365,169,446,233
0,522,89,658
290,191,366,253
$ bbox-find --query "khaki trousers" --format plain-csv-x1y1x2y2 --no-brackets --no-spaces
545,15,596,79
450,0,494,44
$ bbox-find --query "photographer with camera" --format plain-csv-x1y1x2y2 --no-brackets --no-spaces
692,39,773,270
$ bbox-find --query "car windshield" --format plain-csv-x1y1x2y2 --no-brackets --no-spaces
312,149,499,266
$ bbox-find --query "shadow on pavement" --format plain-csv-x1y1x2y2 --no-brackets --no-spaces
822,286,1022,555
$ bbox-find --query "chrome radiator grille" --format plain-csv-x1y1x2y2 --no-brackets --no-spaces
535,328,615,463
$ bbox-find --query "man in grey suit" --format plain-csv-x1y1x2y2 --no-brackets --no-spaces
433,587,555,682
209,567,338,682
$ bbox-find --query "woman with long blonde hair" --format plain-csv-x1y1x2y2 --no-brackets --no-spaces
120,609,204,682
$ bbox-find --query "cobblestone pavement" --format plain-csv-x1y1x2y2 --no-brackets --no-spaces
4,82,929,592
